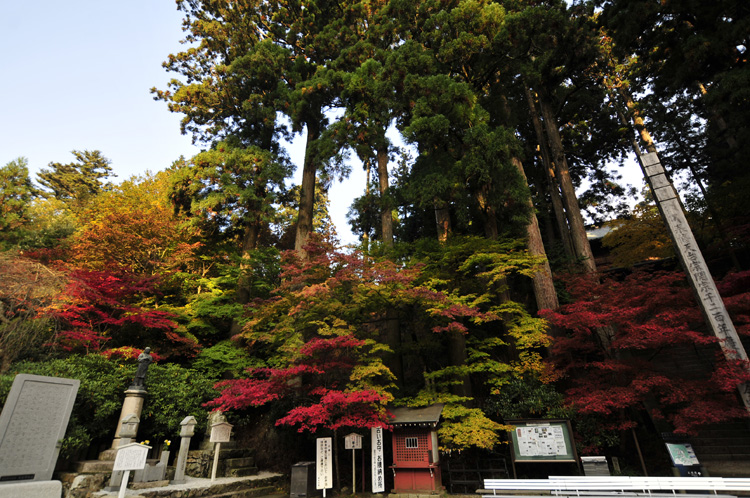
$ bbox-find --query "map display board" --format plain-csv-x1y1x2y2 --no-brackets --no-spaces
507,420,577,463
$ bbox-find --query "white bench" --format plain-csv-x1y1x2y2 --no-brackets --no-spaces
481,476,750,497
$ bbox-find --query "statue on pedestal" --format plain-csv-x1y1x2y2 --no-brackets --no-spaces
131,347,153,389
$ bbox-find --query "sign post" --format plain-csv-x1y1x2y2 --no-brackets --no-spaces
371,427,385,493
316,437,333,498
345,433,362,492
113,442,151,498
209,421,233,481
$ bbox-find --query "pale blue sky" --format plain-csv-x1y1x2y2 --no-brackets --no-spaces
0,1,364,244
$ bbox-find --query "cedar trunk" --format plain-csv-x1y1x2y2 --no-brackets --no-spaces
295,123,321,258
376,147,393,247
538,96,596,273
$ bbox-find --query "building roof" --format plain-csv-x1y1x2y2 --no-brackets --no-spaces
389,404,444,427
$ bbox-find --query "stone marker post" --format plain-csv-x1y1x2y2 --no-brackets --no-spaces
209,421,233,481
106,414,141,491
172,416,197,484
638,152,750,411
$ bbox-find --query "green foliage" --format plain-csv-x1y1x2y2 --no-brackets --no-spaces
192,340,258,379
485,377,571,421
0,158,36,242
36,150,114,211
602,203,675,267
0,355,218,457
138,362,218,439
398,390,511,451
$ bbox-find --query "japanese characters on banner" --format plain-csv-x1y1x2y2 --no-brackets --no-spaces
371,427,385,493
316,437,333,492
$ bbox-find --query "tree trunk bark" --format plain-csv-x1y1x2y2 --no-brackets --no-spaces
376,146,394,247
523,85,575,260
434,198,451,243
512,157,559,312
448,330,472,398
475,184,499,240
538,96,597,273
295,122,321,258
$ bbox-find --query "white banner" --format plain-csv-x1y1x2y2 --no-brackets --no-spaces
316,437,333,490
371,427,385,493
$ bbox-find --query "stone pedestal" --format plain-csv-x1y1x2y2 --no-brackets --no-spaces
110,388,146,449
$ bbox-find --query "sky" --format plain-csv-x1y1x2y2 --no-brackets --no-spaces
1,2,643,248
0,1,365,245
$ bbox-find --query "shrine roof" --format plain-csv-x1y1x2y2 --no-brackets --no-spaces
389,403,444,427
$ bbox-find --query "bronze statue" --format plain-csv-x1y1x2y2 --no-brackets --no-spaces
132,347,153,388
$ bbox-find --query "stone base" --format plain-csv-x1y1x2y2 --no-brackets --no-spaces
0,480,62,498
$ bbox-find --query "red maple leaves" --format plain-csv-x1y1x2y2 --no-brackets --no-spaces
543,270,750,435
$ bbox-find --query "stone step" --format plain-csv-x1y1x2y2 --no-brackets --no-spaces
225,456,256,468
206,490,283,498
73,459,115,473
90,474,283,498
226,467,259,477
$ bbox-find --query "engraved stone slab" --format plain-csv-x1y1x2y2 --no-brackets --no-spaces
0,374,79,483
640,152,659,167
654,185,677,202
649,173,670,189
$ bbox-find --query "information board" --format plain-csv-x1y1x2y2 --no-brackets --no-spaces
345,433,362,450
665,443,700,466
508,419,577,463
113,443,150,471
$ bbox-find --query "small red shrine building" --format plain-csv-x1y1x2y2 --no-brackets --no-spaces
389,404,444,493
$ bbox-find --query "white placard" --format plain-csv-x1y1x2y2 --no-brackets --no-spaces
371,427,385,493
516,425,567,457
345,433,362,449
316,437,333,490
113,443,150,471
210,422,232,443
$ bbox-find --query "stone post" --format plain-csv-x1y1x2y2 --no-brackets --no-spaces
105,415,141,492
172,416,197,484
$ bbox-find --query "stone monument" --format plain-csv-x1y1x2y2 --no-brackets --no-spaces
0,373,79,497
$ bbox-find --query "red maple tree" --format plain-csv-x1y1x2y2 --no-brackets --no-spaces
209,334,391,432
45,269,199,358
542,269,750,436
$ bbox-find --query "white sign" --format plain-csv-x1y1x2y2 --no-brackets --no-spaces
516,425,567,457
371,427,385,493
345,433,363,450
210,422,233,443
113,443,150,471
316,437,333,490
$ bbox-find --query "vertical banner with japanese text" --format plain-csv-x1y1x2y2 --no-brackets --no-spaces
316,437,333,492
371,427,385,493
